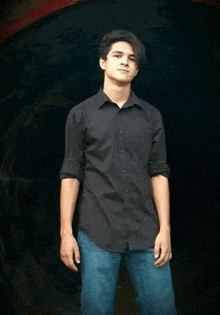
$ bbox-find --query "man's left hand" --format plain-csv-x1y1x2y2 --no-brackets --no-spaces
154,228,172,268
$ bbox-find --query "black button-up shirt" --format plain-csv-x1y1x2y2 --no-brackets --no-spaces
60,88,170,252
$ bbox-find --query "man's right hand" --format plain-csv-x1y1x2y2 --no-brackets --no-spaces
60,234,80,272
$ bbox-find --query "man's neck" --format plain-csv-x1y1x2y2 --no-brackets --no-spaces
102,82,131,108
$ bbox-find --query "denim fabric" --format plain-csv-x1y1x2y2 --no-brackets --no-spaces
77,231,177,315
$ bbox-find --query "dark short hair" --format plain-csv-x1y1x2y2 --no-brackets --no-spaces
99,30,146,67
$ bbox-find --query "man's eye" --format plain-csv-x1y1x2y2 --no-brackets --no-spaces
114,55,121,58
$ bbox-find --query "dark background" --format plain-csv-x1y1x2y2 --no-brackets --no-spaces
0,0,220,314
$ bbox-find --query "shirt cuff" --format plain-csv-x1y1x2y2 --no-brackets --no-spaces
148,163,170,178
59,158,84,181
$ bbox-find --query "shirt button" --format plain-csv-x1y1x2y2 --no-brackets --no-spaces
123,169,126,173
124,190,128,193
121,150,124,153
120,130,123,133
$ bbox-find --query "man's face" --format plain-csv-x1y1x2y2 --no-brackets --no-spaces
99,41,139,85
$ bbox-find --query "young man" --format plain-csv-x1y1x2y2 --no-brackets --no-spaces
60,30,177,314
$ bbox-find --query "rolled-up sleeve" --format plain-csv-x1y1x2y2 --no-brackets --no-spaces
148,109,170,178
60,107,85,181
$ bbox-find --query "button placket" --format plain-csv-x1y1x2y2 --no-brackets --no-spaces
116,113,129,196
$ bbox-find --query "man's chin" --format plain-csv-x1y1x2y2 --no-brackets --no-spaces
114,76,133,85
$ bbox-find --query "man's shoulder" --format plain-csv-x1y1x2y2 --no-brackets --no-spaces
137,96,162,119
69,93,98,114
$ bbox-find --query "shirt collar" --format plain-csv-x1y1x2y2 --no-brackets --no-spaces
95,87,145,110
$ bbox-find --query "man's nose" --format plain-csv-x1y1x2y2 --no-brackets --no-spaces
121,56,128,65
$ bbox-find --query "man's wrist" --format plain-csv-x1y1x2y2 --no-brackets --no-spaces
60,228,73,238
159,224,171,233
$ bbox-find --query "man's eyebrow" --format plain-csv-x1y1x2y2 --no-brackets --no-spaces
111,50,136,57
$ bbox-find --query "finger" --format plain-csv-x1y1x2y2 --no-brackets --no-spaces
154,241,160,259
154,249,171,268
67,255,79,271
154,256,166,268
154,254,165,268
154,246,167,267
73,244,81,264
61,254,79,272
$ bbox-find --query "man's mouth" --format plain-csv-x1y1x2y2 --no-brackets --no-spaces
118,69,129,72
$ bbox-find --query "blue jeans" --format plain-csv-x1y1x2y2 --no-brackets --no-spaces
77,231,177,315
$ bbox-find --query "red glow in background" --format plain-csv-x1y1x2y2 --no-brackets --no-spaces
193,0,220,5
0,0,85,44
0,0,219,44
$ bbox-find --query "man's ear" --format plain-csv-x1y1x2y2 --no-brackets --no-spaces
99,58,106,71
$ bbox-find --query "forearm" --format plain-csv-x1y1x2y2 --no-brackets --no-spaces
60,178,81,271
151,175,172,267
151,175,170,231
60,178,80,237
